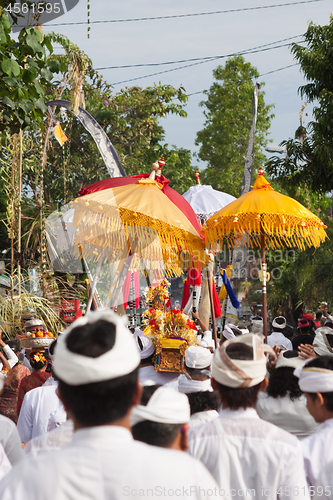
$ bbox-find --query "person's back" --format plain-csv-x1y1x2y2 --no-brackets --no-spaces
295,356,333,488
267,316,293,350
0,310,219,500
256,353,318,439
17,379,65,443
188,334,309,499
292,320,315,350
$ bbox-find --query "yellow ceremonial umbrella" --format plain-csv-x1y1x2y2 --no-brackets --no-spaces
71,177,205,308
203,167,327,338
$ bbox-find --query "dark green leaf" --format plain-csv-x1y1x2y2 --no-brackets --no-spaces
40,67,53,81
22,67,37,84
26,34,43,54
47,59,60,73
2,96,15,108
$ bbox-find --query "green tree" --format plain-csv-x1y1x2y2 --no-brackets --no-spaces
0,10,62,133
42,81,191,204
266,16,333,193
195,55,274,197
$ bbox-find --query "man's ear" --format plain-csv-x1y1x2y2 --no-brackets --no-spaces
317,392,325,406
132,379,143,406
259,377,269,392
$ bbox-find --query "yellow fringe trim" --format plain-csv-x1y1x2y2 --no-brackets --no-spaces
203,211,327,250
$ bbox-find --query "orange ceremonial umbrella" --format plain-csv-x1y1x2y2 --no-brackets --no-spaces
203,167,327,339
71,177,204,308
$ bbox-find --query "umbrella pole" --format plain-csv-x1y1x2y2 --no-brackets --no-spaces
86,255,103,313
207,266,218,349
260,233,268,342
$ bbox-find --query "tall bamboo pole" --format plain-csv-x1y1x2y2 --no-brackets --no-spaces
18,130,23,298
260,231,268,342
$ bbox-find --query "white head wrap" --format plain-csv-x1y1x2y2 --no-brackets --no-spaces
134,332,155,360
276,354,305,370
313,327,333,357
130,386,190,426
53,309,140,386
294,361,333,393
272,316,287,330
200,330,215,348
178,373,213,394
185,346,213,369
211,333,275,388
222,323,244,340
251,320,263,334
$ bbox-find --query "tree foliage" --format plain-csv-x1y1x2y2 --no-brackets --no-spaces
266,15,333,193
0,10,61,133
43,81,192,204
196,55,274,197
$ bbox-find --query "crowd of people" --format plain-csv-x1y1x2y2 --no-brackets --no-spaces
0,307,332,498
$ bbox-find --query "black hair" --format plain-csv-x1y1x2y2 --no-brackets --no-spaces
326,334,333,348
214,343,262,410
5,340,19,354
267,367,302,401
316,312,323,320
29,351,47,370
131,384,183,448
229,326,243,336
140,354,154,366
58,319,139,426
304,356,333,411
298,320,311,333
187,391,219,415
49,339,57,356
273,317,285,330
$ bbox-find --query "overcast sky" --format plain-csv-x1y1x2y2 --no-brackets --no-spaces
43,0,332,171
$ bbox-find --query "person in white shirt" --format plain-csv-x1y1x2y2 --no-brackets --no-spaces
294,355,333,489
17,377,66,443
267,316,293,350
131,384,190,450
166,345,213,391
0,412,22,466
256,352,318,439
179,374,219,429
0,310,220,500
188,333,310,500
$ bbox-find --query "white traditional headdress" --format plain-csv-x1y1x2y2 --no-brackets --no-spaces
313,327,333,356
185,346,213,369
130,386,190,426
294,360,333,393
53,310,140,385
212,333,275,388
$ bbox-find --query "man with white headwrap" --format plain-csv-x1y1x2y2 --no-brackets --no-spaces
166,345,213,390
267,316,292,350
131,385,190,450
188,333,310,499
298,327,333,360
133,330,178,385
0,310,220,500
294,355,333,489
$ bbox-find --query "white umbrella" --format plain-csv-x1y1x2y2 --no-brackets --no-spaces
182,184,236,225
